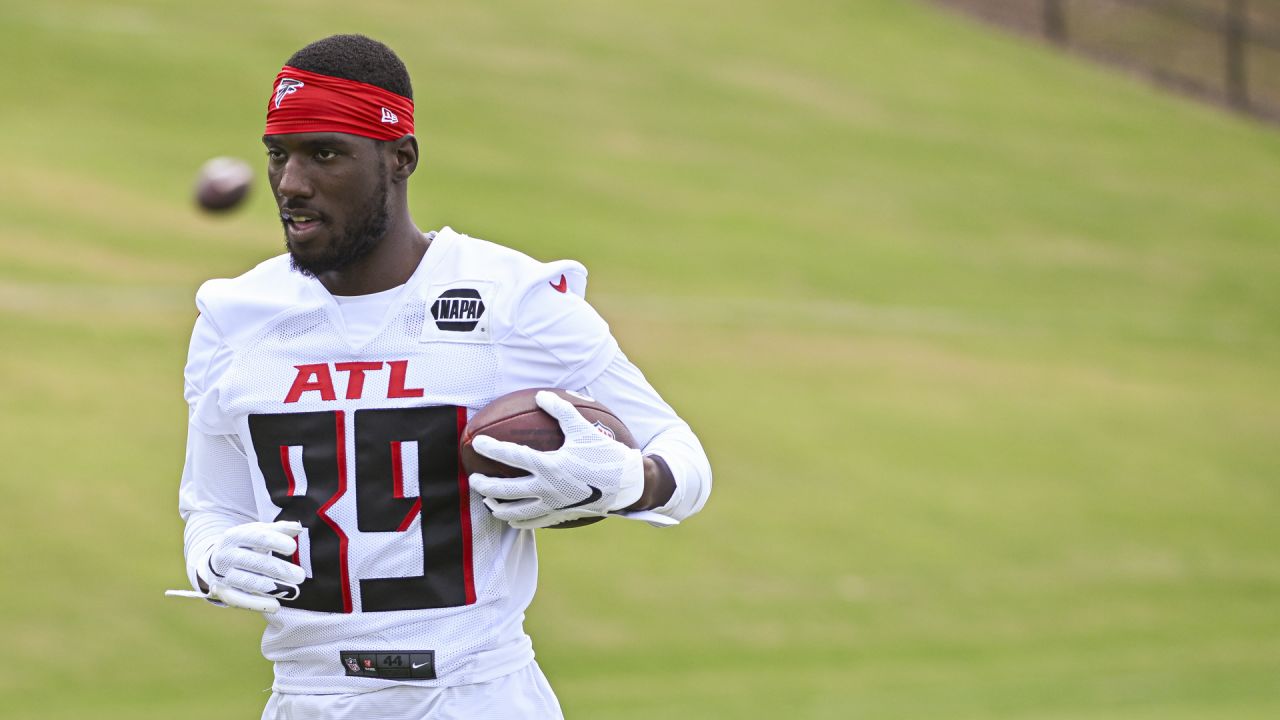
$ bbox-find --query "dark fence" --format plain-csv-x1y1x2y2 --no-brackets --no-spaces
933,0,1280,121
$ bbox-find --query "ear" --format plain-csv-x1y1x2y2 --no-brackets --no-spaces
389,135,419,183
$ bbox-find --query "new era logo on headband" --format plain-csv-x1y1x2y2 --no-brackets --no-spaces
274,78,304,108
266,66,414,141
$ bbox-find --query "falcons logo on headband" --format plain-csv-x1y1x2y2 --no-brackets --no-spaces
274,78,304,108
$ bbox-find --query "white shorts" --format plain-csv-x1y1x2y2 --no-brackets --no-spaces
261,661,563,720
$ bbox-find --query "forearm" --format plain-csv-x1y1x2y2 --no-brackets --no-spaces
626,454,676,512
629,426,712,521
179,427,258,590
582,352,713,523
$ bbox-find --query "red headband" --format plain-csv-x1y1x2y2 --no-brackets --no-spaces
264,66,414,141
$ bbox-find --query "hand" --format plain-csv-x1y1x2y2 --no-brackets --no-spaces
196,520,306,614
469,391,644,529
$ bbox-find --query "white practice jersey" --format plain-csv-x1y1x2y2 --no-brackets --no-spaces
179,227,710,695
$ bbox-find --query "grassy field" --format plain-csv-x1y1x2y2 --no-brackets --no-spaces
1,0,1278,718
935,0,1280,119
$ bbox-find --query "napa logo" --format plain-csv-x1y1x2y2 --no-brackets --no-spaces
431,288,486,332
421,282,495,343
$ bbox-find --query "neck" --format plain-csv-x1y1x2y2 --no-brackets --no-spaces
315,205,427,296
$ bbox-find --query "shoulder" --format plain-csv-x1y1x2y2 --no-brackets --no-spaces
195,254,311,310
194,254,323,347
425,226,594,326
429,228,618,387
430,227,587,290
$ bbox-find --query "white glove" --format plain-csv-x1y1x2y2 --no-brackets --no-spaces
469,391,645,530
194,521,306,614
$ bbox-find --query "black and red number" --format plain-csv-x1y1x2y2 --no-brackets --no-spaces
248,405,474,614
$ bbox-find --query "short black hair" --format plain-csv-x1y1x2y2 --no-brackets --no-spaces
286,34,413,100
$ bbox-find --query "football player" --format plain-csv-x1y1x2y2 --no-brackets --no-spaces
177,34,711,719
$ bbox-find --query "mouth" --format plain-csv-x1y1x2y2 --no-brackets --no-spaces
281,209,325,242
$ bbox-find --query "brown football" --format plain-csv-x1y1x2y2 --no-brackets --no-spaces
460,388,636,529
194,156,253,213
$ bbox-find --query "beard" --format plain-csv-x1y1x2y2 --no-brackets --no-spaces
286,174,390,278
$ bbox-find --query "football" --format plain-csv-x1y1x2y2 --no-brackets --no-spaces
460,388,637,528
194,156,253,212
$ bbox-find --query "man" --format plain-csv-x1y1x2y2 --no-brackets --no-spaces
177,34,711,719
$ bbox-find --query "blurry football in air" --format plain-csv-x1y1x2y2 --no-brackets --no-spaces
460,388,637,529
194,156,253,213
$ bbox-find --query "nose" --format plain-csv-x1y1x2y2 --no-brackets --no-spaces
275,155,313,201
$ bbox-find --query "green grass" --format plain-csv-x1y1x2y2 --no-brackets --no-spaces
1,0,1278,717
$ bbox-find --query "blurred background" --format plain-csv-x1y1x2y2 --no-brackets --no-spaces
938,0,1280,119
1,1,1278,718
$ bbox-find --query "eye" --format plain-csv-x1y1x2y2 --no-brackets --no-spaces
316,149,339,161
265,148,285,162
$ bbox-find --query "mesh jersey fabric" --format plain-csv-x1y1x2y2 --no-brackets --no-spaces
179,227,710,695
331,280,413,347
183,226,711,691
